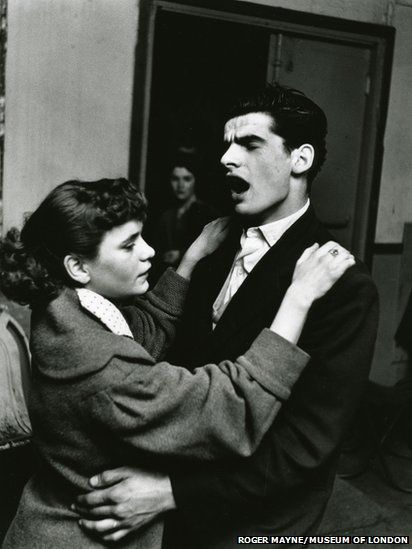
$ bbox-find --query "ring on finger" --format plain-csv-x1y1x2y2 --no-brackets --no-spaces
328,248,339,257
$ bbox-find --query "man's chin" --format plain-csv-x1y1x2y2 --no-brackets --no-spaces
232,201,249,215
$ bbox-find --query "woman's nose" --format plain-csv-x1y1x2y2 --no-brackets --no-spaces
142,239,155,260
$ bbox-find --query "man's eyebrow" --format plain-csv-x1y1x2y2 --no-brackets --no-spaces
224,134,265,144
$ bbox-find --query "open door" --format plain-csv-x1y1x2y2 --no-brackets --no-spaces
267,34,371,249
130,0,394,262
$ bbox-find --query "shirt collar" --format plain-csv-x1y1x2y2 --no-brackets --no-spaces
249,199,310,247
75,288,134,339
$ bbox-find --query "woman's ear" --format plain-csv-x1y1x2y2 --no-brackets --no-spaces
291,144,314,176
63,254,90,285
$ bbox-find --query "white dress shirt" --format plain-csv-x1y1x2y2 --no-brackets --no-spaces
212,200,310,325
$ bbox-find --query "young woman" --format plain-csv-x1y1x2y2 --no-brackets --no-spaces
0,178,354,548
151,152,217,274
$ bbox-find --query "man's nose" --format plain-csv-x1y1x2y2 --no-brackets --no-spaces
220,144,240,168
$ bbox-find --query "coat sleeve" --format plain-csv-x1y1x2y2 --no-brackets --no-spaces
121,268,188,360
170,270,379,513
81,330,309,460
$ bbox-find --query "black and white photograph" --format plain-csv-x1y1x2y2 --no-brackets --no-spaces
0,1,411,548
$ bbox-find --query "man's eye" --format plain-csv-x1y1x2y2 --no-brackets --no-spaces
123,243,135,251
246,143,259,151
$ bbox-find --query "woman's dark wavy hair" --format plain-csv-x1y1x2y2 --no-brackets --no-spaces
0,178,147,308
225,83,328,190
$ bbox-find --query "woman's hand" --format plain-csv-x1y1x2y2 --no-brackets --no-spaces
270,242,355,344
184,217,230,262
176,217,230,279
289,241,355,309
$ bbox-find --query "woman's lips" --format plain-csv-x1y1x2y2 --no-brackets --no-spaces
138,266,151,279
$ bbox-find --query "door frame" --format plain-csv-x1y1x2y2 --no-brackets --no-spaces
129,0,394,263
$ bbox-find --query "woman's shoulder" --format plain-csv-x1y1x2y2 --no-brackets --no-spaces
31,289,154,381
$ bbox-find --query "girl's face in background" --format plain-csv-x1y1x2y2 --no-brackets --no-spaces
170,166,196,202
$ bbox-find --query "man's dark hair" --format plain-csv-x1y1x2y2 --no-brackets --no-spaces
226,83,327,187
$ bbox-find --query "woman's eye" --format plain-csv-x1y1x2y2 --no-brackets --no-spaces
123,243,135,251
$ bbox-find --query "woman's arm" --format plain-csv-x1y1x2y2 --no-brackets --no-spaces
83,242,354,462
74,242,355,540
123,218,230,360
82,329,309,461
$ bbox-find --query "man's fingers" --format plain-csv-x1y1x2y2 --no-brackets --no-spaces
89,467,129,488
79,518,120,534
102,529,130,542
72,504,114,518
76,487,116,507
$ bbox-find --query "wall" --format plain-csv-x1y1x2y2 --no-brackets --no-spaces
3,0,139,229
237,0,389,24
376,3,412,242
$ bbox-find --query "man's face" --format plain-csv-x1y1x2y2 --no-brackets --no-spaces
220,112,295,225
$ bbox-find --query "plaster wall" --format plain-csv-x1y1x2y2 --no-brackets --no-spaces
3,0,412,242
375,3,412,242
3,0,139,229
237,0,389,24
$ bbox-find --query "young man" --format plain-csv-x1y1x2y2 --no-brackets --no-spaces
75,84,379,547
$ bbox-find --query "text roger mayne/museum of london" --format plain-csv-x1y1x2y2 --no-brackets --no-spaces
236,536,410,545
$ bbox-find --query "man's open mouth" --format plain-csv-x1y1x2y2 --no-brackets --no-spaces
226,175,250,194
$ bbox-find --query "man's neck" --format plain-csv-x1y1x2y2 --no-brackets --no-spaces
241,195,309,228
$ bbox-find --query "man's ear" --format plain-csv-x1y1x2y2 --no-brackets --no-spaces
63,254,90,285
291,144,314,176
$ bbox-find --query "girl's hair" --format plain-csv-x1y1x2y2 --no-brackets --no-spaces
169,152,201,182
0,178,147,308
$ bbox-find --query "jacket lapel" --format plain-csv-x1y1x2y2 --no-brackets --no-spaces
187,221,242,337
209,207,322,349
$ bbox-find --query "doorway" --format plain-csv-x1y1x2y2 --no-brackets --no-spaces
130,0,394,261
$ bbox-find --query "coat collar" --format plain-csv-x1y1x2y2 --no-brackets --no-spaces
31,288,152,380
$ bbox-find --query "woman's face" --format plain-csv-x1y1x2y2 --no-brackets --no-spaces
170,166,196,202
84,220,154,300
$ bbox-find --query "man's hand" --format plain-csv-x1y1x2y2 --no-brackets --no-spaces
72,467,176,543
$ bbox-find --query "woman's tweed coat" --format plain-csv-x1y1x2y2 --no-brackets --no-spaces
3,270,308,548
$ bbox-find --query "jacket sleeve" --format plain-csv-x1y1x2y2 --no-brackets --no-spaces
81,330,309,460
170,270,379,513
121,268,188,361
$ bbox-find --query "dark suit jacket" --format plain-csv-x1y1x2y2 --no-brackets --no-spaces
164,207,379,548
